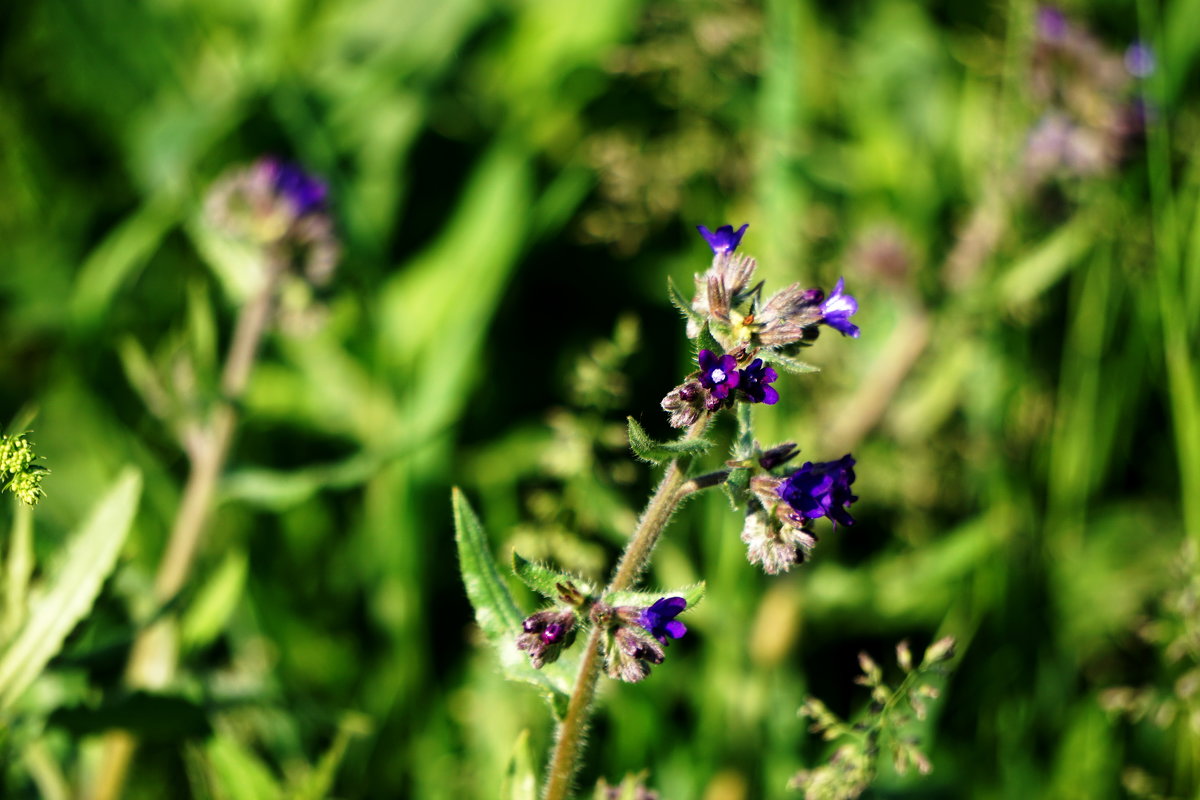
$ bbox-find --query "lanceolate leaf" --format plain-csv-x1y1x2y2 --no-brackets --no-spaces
769,352,821,375
627,417,712,465
0,468,142,712
666,277,702,324
604,582,706,611
696,321,723,359
452,489,576,716
512,552,594,601
500,729,537,800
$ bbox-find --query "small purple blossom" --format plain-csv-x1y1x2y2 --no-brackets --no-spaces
1037,6,1067,40
697,223,749,254
777,454,858,528
517,609,577,669
698,349,740,403
259,157,328,216
1124,41,1155,78
820,278,860,338
636,597,688,645
739,359,779,405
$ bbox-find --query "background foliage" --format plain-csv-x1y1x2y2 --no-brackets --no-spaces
0,0,1197,797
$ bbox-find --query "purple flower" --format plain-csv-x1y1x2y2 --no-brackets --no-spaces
517,609,578,669
697,223,749,254
777,454,858,528
739,359,779,405
697,349,740,402
820,278,860,338
1125,41,1155,78
1037,6,1067,40
259,157,328,216
636,597,688,645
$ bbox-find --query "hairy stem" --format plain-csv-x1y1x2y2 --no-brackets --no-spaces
542,417,707,800
87,259,283,800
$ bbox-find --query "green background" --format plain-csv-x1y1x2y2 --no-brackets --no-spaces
1,0,1197,797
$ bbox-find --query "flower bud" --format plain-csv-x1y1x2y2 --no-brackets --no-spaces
740,509,818,575
516,609,578,669
661,381,707,428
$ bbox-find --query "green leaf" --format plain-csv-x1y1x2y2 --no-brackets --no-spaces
733,401,754,459
452,489,576,715
696,321,723,358
0,468,142,712
500,729,537,800
769,352,821,375
181,549,249,652
666,276,702,324
604,582,705,610
290,713,372,800
626,417,712,465
722,467,750,510
203,736,283,800
512,552,594,601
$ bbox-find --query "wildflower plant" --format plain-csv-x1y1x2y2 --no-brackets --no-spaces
790,638,956,800
455,224,887,797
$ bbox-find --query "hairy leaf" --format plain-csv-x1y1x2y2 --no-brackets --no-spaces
453,489,576,715
0,468,142,712
722,467,751,510
769,353,821,375
512,552,594,601
666,276,702,324
696,321,723,358
627,417,712,465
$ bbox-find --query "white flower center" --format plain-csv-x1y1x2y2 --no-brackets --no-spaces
712,368,727,383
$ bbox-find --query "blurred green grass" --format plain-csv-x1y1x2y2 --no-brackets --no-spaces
1,0,1197,797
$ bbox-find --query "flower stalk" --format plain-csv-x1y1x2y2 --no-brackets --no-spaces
88,253,286,800
542,416,708,800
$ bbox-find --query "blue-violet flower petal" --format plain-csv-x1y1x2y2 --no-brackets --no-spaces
777,454,858,528
696,223,749,254
820,277,860,338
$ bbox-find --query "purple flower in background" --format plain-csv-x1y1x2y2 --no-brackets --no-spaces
739,359,779,405
697,223,749,254
1125,40,1155,78
259,157,328,216
1037,6,1067,40
697,349,740,403
778,454,858,528
636,597,688,645
820,278,860,338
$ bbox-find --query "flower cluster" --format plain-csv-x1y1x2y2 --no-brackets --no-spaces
1024,6,1150,182
664,224,858,428
516,608,578,669
738,452,857,574
603,597,689,683
0,433,47,506
517,593,691,684
205,156,341,287
661,349,781,427
689,223,859,347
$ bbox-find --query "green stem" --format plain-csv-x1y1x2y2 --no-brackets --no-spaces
87,257,284,800
542,417,708,800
